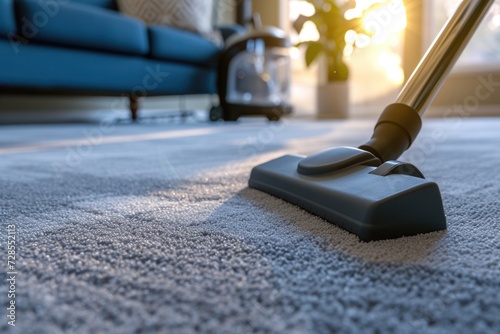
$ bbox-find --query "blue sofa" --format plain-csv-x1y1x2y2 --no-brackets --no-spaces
0,0,242,119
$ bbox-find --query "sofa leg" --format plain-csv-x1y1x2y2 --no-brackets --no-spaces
129,95,139,121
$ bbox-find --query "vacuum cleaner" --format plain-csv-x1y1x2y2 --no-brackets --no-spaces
213,14,293,121
249,1,495,241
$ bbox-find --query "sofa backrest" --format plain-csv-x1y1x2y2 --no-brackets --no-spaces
0,0,16,36
67,0,117,10
0,0,118,37
12,0,147,56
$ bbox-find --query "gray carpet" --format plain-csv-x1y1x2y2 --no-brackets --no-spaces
1,117,499,333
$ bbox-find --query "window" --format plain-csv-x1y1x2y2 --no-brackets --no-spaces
426,0,500,68
288,0,500,117
422,0,500,115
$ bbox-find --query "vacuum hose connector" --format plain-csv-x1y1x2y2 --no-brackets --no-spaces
359,103,422,162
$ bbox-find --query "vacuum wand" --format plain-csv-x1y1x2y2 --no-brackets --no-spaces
360,0,495,162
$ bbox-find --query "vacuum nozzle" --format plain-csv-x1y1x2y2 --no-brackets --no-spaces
249,153,446,241
248,107,445,241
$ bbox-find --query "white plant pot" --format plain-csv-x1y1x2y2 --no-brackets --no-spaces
316,81,350,119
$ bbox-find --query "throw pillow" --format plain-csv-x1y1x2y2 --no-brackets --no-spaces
117,0,222,45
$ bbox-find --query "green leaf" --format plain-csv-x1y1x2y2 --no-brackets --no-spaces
305,42,324,67
328,60,349,82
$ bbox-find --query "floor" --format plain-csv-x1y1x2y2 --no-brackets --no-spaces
1,116,499,333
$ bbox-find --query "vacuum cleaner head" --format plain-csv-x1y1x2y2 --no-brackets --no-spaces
249,104,446,241
247,1,495,241
249,148,446,241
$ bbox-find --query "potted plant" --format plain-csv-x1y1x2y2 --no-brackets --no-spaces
293,0,384,118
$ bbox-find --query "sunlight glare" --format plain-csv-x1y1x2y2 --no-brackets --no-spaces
299,21,320,42
345,30,358,45
355,34,371,48
361,0,407,44
491,13,500,29
344,44,354,57
290,1,315,18
290,47,301,60
377,52,405,84
344,8,363,20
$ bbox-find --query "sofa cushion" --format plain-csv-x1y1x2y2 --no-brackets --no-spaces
0,0,16,36
15,0,148,56
0,39,217,95
148,25,221,67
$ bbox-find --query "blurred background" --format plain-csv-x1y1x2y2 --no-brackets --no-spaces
287,0,500,117
1,0,500,123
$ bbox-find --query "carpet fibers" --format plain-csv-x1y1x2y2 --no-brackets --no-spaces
1,118,499,333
